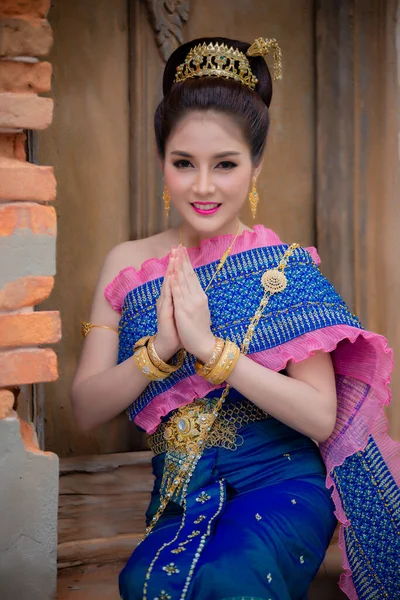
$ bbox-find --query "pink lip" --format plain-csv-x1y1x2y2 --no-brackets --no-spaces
191,203,221,215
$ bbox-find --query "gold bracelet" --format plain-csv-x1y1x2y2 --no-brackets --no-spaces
195,337,225,378
81,321,118,337
132,337,169,381
147,336,186,374
204,340,241,385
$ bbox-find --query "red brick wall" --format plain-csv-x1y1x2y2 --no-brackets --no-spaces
0,0,60,429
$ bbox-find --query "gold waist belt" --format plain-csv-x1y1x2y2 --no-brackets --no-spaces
148,397,271,456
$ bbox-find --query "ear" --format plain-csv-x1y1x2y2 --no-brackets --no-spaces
253,159,264,182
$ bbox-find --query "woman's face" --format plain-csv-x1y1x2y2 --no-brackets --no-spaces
163,110,260,237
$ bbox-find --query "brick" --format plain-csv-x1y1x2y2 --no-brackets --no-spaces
0,60,51,93
0,133,26,160
0,347,58,386
0,389,14,419
0,1,51,19
0,202,56,235
0,157,56,201
0,17,53,57
0,276,53,310
0,92,53,130
19,417,44,453
0,311,61,347
0,202,56,287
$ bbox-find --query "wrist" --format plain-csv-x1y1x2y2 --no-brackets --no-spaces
153,335,180,362
195,334,217,365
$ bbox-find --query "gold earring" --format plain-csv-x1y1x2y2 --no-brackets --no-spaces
163,184,170,217
249,177,259,220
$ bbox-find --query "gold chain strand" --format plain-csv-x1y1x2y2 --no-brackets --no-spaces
142,243,300,540
179,222,242,292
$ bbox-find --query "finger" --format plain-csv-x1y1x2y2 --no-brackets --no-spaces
163,270,173,306
158,260,170,308
181,247,199,295
175,255,189,294
178,246,195,291
170,270,183,302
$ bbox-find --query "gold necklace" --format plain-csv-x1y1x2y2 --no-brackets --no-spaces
179,222,242,292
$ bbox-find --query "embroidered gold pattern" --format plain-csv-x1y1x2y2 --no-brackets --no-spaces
196,491,211,504
181,480,226,599
194,515,206,524
171,546,186,554
154,592,171,600
162,563,180,576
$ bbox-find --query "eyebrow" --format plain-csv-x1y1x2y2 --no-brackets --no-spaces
170,150,241,158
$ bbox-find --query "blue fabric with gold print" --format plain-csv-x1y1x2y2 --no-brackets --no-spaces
119,390,337,600
117,245,400,599
333,437,400,599
117,245,362,420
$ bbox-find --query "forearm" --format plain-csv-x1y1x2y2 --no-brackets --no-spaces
71,356,150,432
226,355,337,443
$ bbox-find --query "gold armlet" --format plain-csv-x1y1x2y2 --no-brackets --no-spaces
147,336,186,374
195,337,225,378
81,321,118,338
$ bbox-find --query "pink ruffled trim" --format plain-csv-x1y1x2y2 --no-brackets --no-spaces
134,323,398,600
104,225,320,312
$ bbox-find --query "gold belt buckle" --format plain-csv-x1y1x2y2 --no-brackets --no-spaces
163,399,216,454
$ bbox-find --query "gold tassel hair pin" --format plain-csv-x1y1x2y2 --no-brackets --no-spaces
246,37,283,81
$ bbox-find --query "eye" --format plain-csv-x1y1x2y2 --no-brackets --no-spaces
173,159,193,169
216,161,237,170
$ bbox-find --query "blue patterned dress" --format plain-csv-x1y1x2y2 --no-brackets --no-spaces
103,227,400,600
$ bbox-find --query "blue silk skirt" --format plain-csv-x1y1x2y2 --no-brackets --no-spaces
119,391,337,600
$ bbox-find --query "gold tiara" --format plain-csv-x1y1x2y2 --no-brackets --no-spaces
174,37,282,90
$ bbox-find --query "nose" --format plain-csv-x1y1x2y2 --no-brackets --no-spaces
192,167,215,197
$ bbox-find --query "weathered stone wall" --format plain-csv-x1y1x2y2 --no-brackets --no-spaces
0,1,59,599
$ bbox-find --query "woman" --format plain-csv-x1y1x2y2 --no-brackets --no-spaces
72,37,399,600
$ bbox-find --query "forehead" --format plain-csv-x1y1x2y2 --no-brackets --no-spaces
166,110,248,154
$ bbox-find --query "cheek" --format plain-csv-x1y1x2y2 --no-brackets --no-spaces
164,165,189,195
218,170,250,200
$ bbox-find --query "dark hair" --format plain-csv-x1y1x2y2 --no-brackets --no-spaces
154,37,273,165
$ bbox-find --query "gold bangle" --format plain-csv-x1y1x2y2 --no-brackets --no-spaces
133,336,151,351
147,336,186,374
132,341,169,382
204,340,241,385
81,321,118,338
195,337,225,378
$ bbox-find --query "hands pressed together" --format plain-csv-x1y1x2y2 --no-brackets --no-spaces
154,245,216,365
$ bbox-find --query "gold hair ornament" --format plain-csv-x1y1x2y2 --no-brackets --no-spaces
247,37,283,80
174,37,282,91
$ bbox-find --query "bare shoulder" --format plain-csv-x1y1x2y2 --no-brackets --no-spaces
104,229,177,279
87,229,176,325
